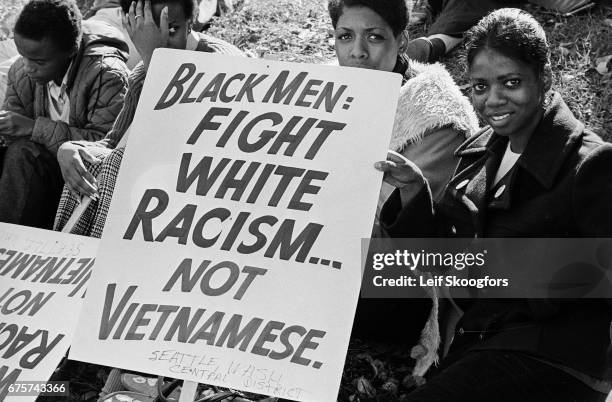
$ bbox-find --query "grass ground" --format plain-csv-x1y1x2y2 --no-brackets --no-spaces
0,0,611,400
206,0,612,139
1,0,610,137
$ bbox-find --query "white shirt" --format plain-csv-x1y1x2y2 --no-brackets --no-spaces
493,142,521,186
46,63,71,123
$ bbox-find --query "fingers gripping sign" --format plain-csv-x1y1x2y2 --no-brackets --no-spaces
125,0,169,69
374,150,427,189
374,150,431,208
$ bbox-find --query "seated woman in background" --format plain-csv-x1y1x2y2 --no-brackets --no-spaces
378,8,612,401
328,0,479,379
53,0,243,237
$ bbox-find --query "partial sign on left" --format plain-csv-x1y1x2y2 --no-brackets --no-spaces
0,223,99,400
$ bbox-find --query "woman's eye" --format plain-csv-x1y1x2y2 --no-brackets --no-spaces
504,79,520,88
472,83,487,93
336,32,351,41
367,33,385,42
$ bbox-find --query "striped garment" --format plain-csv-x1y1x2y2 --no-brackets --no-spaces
54,33,244,237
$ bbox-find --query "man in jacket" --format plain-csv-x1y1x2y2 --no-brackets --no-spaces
0,0,129,229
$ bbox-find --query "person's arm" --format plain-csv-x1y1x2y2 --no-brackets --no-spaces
375,151,436,238
30,58,128,154
68,63,145,152
57,64,144,197
0,59,35,144
1,58,33,117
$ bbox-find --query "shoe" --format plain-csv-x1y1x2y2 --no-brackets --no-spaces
121,374,159,397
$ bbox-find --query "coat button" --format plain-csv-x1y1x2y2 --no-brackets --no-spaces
458,327,464,335
494,185,506,198
456,179,469,190
451,225,457,235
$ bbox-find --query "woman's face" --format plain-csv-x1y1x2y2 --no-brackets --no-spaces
152,1,190,50
469,47,547,149
334,6,402,72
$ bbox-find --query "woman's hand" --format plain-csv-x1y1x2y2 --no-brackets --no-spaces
0,110,34,138
374,150,427,189
124,0,169,69
375,151,430,207
57,142,100,199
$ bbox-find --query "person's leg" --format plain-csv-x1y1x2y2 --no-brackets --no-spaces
0,138,64,229
405,0,528,63
89,147,124,238
404,350,607,402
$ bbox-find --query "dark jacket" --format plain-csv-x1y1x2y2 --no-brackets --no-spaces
381,92,612,380
2,20,129,154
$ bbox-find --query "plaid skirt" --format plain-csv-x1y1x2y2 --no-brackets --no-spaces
54,147,125,238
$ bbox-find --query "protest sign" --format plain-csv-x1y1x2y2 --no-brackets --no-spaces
70,49,400,401
0,223,98,401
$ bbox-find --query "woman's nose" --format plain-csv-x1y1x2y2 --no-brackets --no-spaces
350,37,368,59
485,86,507,108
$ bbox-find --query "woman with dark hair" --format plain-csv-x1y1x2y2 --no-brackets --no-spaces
328,0,480,380
329,0,478,217
378,8,612,401
53,0,243,237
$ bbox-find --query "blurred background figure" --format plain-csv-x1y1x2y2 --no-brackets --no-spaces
405,0,598,63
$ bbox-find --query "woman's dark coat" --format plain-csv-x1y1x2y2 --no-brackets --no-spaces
381,92,612,381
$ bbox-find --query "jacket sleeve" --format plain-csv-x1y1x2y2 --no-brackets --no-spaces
67,62,146,157
572,142,612,236
30,57,128,154
378,125,460,238
2,58,34,118
379,183,436,238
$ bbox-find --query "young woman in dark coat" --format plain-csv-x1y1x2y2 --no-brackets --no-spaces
377,8,612,401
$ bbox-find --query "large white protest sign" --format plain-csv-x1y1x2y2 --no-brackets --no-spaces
70,49,400,401
0,223,98,401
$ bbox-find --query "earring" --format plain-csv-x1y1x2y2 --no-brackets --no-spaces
541,92,551,108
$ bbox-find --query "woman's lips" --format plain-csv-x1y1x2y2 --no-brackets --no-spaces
488,112,512,123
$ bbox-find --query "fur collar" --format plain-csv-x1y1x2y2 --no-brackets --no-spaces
390,60,479,151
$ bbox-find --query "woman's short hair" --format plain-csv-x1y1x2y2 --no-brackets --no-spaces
120,0,196,21
465,8,550,77
328,0,409,37
14,0,82,53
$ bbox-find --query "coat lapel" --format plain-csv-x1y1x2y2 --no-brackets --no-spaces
446,128,507,236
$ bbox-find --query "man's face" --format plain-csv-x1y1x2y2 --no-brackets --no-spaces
14,33,74,85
